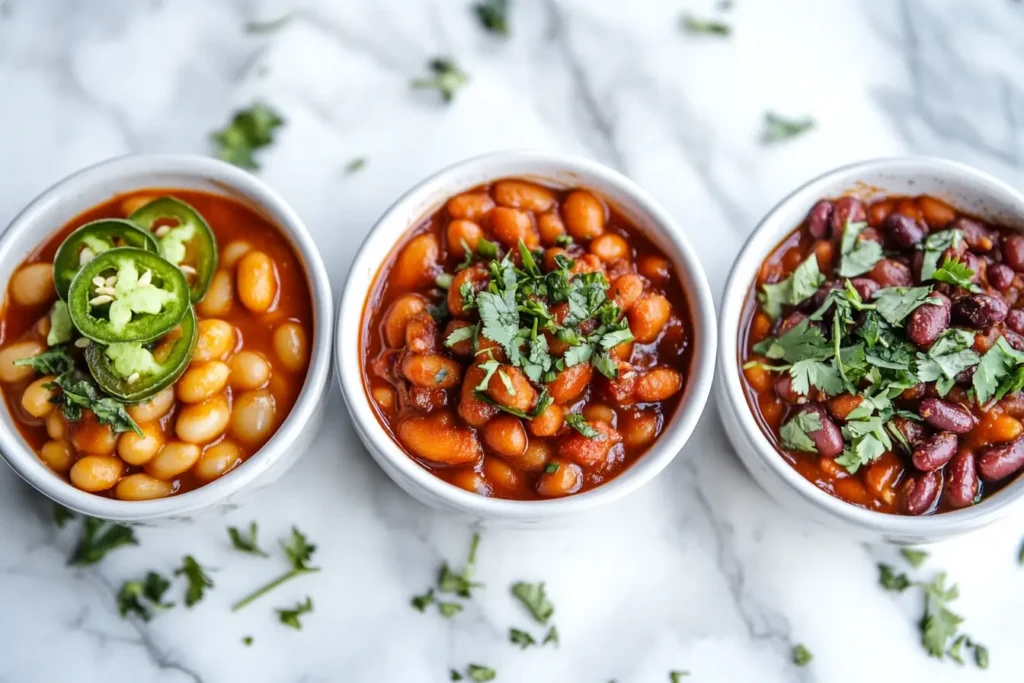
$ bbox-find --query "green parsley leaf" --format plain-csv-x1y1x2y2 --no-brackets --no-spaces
438,533,482,598
174,555,214,607
919,229,962,281
445,323,478,349
14,345,75,375
276,596,313,630
543,625,559,647
792,644,813,667
450,670,464,681
947,634,968,664
974,643,989,669
754,320,832,363
780,411,822,453
47,301,73,346
46,373,142,436
544,462,559,474
511,581,554,625
210,102,284,170
232,526,320,611
477,276,521,364
669,672,691,682
974,336,1024,404
592,351,619,380
53,503,74,528
69,517,138,566
564,413,600,439
473,0,509,36
466,665,496,682
563,342,593,367
438,601,464,618
680,14,730,36
872,287,938,325
915,329,979,384
411,588,435,612
921,573,963,658
878,564,911,592
761,111,815,144
412,58,469,103
788,358,844,396
344,157,367,174
117,571,174,621
243,636,253,646
838,221,883,277
758,255,824,319
228,522,269,557
932,256,980,292
509,627,536,649
900,548,929,568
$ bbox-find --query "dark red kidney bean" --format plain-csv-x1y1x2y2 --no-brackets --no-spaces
961,253,984,284
953,217,996,253
902,383,928,401
912,432,958,471
955,364,977,385
919,398,977,434
777,311,806,335
850,277,880,301
869,259,913,287
906,298,950,348
1004,329,1024,351
988,263,1015,291
830,197,866,236
977,436,1024,481
775,374,806,405
1002,234,1024,272
891,415,930,446
797,404,844,457
952,294,1008,328
1006,309,1024,335
806,200,834,239
807,281,844,310
901,470,942,515
883,213,925,249
999,391,1024,418
945,450,979,509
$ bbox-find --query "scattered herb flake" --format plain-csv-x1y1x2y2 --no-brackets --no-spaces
53,503,74,528
473,0,509,36
879,564,911,592
511,581,554,625
900,548,928,568
228,522,269,557
509,627,536,649
15,345,74,375
117,571,173,621
544,462,559,474
779,410,822,453
412,58,469,103
210,102,284,170
244,14,292,34
438,533,483,598
232,527,320,611
466,664,496,682
69,517,138,566
344,157,367,174
46,373,143,436
792,644,813,667
175,555,214,607
761,112,815,144
920,573,963,658
838,221,883,277
680,14,731,36
564,413,600,439
412,588,435,612
669,672,690,682
243,636,253,646
277,596,313,630
438,601,464,618
542,625,559,647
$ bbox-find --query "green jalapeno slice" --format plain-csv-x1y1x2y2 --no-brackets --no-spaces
85,306,197,403
67,247,190,344
52,219,159,300
128,197,218,303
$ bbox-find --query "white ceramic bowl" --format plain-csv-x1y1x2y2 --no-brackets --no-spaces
337,150,717,524
718,157,1024,544
0,154,333,524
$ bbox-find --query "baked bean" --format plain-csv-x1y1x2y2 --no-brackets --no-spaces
127,386,175,422
452,469,492,496
744,361,774,393
177,361,231,403
444,320,474,357
536,459,583,497
806,200,834,238
547,362,592,404
543,247,569,272
571,253,605,276
383,295,428,348
863,451,902,503
475,331,506,362
628,293,671,343
447,192,496,221
372,386,396,412
237,251,278,313
917,196,956,229
487,365,536,412
558,420,621,467
507,440,552,472
392,234,440,291
0,339,46,383
620,410,660,449
21,375,55,418
229,351,272,390
866,198,894,228
919,398,977,434
39,440,74,474
273,322,309,372
193,440,243,481
483,415,528,458
529,403,564,437
176,393,230,443
397,411,482,465
912,432,958,471
483,456,523,491
490,207,538,250
562,190,606,240
952,294,1007,328
610,274,643,312
634,367,683,402
45,411,66,441
459,365,499,427
813,239,834,271
448,266,488,318
402,353,462,389
945,450,978,509
901,471,941,515
71,413,117,455
537,212,567,246
589,234,629,263
146,441,201,480
447,220,483,258
230,390,277,444
220,241,253,269
906,297,950,348
493,179,556,212
582,402,616,425
193,319,236,363
116,473,174,501
977,436,1024,481
70,455,124,492
11,263,55,307
197,270,234,317
117,421,166,465
120,195,157,216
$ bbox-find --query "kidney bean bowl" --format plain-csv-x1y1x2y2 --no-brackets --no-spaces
0,155,332,524
718,157,1024,543
337,151,717,524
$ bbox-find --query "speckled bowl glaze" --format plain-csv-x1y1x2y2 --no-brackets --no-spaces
0,154,333,524
336,150,718,524
717,157,1024,544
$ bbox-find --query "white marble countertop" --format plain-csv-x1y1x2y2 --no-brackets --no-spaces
2,1,1024,681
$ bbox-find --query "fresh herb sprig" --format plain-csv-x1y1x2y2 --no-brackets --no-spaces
69,516,139,566
175,555,214,607
232,527,320,611
412,59,469,103
211,102,284,170
228,522,269,557
473,0,509,36
277,596,314,629
118,572,174,621
761,112,815,144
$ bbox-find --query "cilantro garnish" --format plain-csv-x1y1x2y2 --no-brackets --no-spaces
921,573,963,658
758,257,824,320
277,596,313,630
46,373,143,436
510,581,554,625
69,516,138,566
879,564,911,592
543,625,559,647
509,627,536,649
900,548,929,568
465,665,496,682
564,413,601,439
438,533,482,598
228,522,269,557
174,555,214,607
473,0,509,36
872,286,938,325
544,462,559,474
445,323,478,348
438,601,464,617
838,221,883,277
411,588,435,612
232,527,320,611
919,229,962,281
412,58,469,103
779,411,822,453
680,14,730,36
792,644,813,667
14,345,74,375
931,256,980,292
117,571,174,621
761,112,815,144
53,503,74,529
210,102,284,170
973,337,1024,404
669,672,691,682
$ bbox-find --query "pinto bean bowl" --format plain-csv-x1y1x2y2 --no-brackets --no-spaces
337,151,716,523
718,157,1024,543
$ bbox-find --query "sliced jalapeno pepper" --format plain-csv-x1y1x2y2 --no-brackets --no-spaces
85,306,197,403
128,197,218,303
52,219,159,300
67,247,190,344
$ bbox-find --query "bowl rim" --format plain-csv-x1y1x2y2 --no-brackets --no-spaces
335,149,718,518
0,153,334,521
718,155,1024,534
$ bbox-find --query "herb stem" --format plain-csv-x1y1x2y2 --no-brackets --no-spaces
231,567,320,611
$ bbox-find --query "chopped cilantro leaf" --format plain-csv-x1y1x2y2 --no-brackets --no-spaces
438,601,463,617
117,571,174,621
210,102,284,170
69,517,138,565
761,112,814,143
232,526,320,611
879,564,911,592
174,555,214,607
276,596,313,629
14,345,74,375
779,411,821,453
543,625,559,647
680,14,730,36
564,413,600,439
838,221,883,277
931,256,980,292
438,533,482,598
411,588,435,612
974,336,1024,404
920,229,962,281
544,462,559,474
412,58,469,103
921,573,963,658
758,254,824,319
872,286,938,325
466,665,496,682
53,504,74,528
473,0,509,36
511,581,554,625
792,644,813,667
900,548,928,568
445,323,477,348
509,627,536,649
228,522,269,557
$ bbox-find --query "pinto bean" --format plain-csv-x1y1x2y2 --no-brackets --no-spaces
988,263,1015,291
906,298,950,348
401,354,462,389
868,259,912,287
487,365,536,412
883,213,925,249
558,420,621,467
919,398,977,434
830,197,866,236
977,435,1024,481
1002,234,1024,272
945,450,979,509
634,367,683,402
952,294,1008,328
953,217,996,253
912,432,958,471
459,365,499,427
397,411,482,465
448,265,489,318
901,470,942,515
794,404,844,457
805,200,834,239
547,363,592,404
